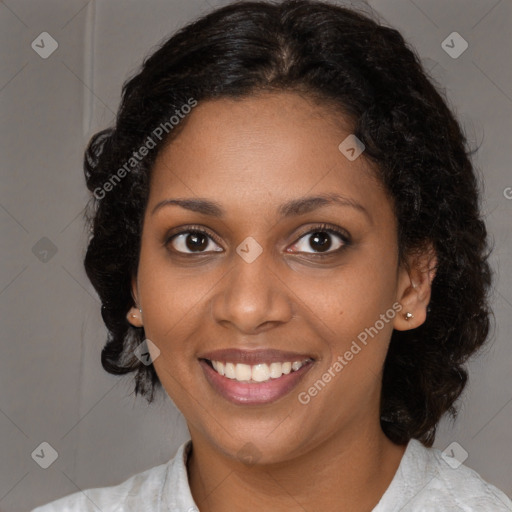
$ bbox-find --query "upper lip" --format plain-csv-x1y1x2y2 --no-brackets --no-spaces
198,348,315,365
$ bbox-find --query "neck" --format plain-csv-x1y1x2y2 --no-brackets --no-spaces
187,419,407,512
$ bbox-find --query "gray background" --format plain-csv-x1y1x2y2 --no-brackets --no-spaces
0,0,510,510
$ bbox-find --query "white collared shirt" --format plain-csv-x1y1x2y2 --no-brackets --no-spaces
32,438,512,511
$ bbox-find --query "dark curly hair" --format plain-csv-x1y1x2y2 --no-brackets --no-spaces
83,0,493,447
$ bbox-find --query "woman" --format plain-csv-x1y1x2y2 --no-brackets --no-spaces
33,0,512,510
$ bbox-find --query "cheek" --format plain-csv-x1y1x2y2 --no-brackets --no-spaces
299,253,398,370
136,269,210,392
137,244,214,336
304,258,396,329
299,268,397,418
140,268,208,415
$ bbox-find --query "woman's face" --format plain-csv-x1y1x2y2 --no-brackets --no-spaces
130,92,415,463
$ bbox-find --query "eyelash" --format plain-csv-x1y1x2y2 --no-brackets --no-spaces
292,223,351,256
165,223,351,257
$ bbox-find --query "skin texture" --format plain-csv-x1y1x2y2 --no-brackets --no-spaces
127,92,437,511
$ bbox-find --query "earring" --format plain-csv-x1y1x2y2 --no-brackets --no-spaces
131,307,142,318
404,312,414,321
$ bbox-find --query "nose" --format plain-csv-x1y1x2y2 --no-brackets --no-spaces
210,250,294,334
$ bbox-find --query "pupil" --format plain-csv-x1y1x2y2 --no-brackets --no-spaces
310,231,331,252
186,232,208,251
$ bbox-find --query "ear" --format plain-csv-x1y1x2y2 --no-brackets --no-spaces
126,274,143,327
393,242,437,331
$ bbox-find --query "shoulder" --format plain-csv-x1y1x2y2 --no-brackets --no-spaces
31,441,193,512
377,438,512,511
423,442,512,511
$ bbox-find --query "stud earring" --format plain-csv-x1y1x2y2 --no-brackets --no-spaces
404,312,414,321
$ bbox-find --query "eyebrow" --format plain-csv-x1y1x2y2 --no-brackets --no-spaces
151,193,371,222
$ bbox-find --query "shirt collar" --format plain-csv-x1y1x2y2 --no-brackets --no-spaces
162,439,198,511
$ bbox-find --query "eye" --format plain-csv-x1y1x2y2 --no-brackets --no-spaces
166,227,223,254
165,223,350,256
288,224,350,255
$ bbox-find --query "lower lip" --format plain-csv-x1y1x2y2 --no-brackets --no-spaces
199,360,314,405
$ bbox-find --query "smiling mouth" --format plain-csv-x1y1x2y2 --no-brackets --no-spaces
200,358,313,383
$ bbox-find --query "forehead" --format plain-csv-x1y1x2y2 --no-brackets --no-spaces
148,92,387,215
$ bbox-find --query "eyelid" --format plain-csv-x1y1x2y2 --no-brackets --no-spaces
293,223,351,243
164,224,224,249
164,222,351,254
287,223,351,255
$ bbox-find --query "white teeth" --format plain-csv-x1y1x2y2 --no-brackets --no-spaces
252,363,270,382
235,363,252,381
282,362,292,375
209,359,310,382
269,362,282,378
224,362,236,379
